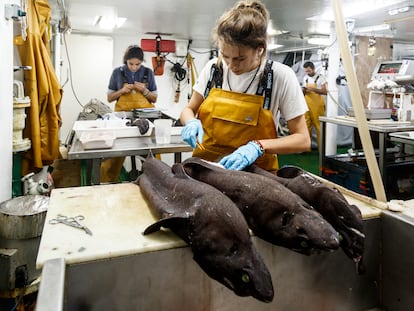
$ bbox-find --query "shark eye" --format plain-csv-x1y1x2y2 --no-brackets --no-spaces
282,211,292,226
300,241,308,248
296,227,307,236
229,244,238,255
242,274,250,283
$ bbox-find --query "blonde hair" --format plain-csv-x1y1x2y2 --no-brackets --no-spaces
213,0,269,52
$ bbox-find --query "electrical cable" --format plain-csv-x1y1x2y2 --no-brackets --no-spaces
62,32,84,107
164,53,188,82
188,48,212,54
161,53,189,103
163,47,206,102
327,90,349,115
171,62,187,81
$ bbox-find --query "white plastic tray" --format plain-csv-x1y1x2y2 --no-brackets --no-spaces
73,119,154,139
79,131,116,150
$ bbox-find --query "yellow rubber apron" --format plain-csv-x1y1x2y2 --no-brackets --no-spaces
304,82,325,150
101,88,155,183
193,88,279,171
115,85,154,112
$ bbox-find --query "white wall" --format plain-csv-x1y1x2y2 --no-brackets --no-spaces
0,0,19,202
59,34,114,142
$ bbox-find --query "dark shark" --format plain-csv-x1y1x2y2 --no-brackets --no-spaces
180,157,340,255
136,157,274,302
247,164,365,274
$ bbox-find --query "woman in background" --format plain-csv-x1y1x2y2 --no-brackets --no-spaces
101,45,158,182
107,45,157,111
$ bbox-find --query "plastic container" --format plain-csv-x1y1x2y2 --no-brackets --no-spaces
79,131,116,150
73,119,153,140
154,119,172,144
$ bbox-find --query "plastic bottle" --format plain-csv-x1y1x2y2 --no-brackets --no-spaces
391,93,399,121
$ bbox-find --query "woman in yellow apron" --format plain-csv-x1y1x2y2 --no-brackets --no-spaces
107,45,157,110
101,45,158,182
180,0,310,171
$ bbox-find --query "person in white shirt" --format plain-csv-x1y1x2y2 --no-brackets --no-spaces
302,61,327,152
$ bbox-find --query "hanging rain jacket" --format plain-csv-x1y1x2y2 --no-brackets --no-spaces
16,0,63,175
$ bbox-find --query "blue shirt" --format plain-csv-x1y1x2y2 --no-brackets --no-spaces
107,64,157,94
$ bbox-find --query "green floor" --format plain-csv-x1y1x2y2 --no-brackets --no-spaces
278,150,320,175
278,147,350,176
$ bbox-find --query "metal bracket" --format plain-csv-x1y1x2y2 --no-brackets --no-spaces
4,4,26,21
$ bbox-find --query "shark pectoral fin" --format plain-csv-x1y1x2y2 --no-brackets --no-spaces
172,163,192,179
143,216,189,235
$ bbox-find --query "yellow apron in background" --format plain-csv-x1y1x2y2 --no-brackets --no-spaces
115,85,154,112
193,88,279,171
304,82,325,151
100,90,155,182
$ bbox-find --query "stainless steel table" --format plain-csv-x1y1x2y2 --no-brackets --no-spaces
36,183,384,311
68,134,192,185
389,131,414,146
320,116,414,189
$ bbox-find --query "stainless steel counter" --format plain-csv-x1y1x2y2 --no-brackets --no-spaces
35,183,385,311
320,116,414,133
67,134,192,185
35,183,414,310
389,131,414,146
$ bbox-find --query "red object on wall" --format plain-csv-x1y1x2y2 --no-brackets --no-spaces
141,39,175,53
152,56,165,75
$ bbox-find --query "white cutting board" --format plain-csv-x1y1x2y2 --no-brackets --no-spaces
36,182,383,268
36,183,185,268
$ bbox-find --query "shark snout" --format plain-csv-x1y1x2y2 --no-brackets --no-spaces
294,215,340,251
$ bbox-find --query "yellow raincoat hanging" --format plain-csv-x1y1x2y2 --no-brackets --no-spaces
16,0,63,175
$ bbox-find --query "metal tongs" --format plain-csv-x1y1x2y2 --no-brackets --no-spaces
49,214,93,236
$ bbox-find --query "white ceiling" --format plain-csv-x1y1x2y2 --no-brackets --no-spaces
51,0,414,53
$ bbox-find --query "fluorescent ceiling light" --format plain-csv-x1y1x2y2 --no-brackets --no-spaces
353,23,390,33
268,43,284,50
307,0,407,21
94,16,127,29
268,29,289,36
388,6,410,15
115,17,127,28
267,19,289,36
308,37,331,46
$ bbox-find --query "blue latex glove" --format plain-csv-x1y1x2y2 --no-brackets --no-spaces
219,141,263,171
181,119,204,149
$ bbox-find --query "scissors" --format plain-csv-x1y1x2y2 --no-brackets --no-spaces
49,214,93,236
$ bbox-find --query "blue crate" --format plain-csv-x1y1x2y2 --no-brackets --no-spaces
321,155,375,198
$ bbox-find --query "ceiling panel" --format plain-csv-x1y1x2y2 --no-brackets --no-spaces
50,0,414,52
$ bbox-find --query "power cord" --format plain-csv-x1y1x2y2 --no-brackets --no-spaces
171,62,187,81
62,32,84,108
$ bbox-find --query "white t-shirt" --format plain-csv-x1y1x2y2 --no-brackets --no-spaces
303,74,327,88
193,58,308,123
